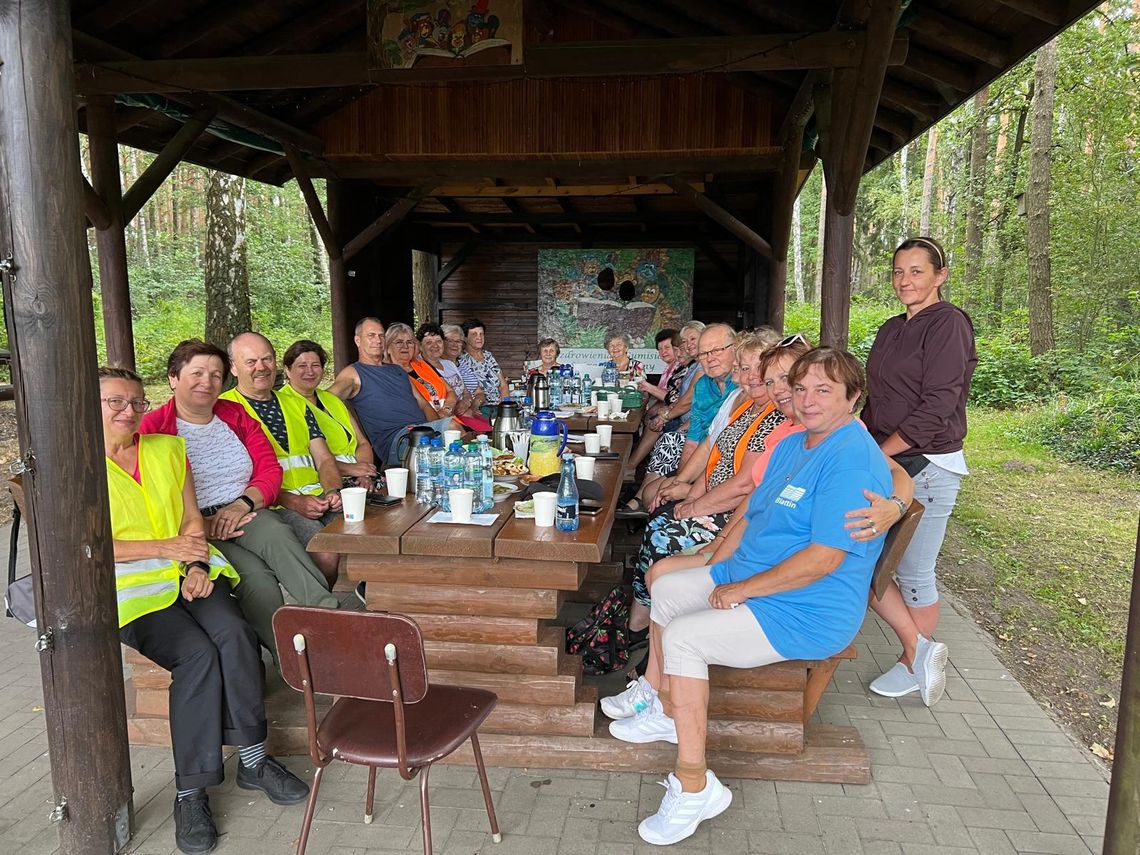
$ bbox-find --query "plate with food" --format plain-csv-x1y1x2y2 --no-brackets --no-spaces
492,482,520,502
492,453,527,482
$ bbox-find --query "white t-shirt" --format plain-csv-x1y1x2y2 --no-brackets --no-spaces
177,416,254,508
707,389,744,446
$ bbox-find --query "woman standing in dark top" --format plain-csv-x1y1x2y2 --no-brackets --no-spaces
862,236,977,707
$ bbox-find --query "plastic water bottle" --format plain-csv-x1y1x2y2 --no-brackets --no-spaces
429,438,446,507
549,369,563,408
521,396,534,429
476,434,495,511
463,444,484,512
602,361,618,388
565,366,578,405
580,373,593,406
442,442,466,511
414,437,433,504
555,453,579,532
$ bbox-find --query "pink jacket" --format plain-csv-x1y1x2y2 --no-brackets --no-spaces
139,397,283,506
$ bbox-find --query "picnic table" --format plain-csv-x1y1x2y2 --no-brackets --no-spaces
561,404,644,435
122,430,870,783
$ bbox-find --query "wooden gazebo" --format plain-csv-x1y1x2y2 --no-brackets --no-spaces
0,2,1120,852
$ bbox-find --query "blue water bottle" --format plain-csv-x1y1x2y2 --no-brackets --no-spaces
428,438,446,507
463,444,485,512
581,373,593,407
555,453,579,532
414,437,433,504
476,434,495,511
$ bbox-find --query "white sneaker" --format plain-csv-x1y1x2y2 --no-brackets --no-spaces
600,676,656,720
608,695,677,744
913,635,949,706
638,771,732,845
869,661,921,698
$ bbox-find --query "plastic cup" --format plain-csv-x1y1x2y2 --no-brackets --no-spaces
385,467,408,497
449,488,474,523
532,491,557,528
573,455,596,480
583,433,601,454
596,423,613,451
590,391,599,407
509,432,529,461
443,429,462,447
341,487,367,523
608,396,624,417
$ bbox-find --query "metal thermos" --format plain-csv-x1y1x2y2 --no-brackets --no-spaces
529,372,550,411
491,399,522,450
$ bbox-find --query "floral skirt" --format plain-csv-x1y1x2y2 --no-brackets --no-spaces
646,430,687,477
631,505,730,607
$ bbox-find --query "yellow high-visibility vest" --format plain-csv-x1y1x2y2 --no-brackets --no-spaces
106,434,238,628
279,384,358,463
220,388,322,495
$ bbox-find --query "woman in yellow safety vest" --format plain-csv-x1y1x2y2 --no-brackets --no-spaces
279,339,378,488
100,366,309,853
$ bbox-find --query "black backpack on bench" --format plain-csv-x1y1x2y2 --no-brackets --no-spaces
565,585,630,676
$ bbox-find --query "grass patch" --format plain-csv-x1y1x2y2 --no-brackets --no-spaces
952,407,1138,668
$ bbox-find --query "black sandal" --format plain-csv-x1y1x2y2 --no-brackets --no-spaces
615,497,651,519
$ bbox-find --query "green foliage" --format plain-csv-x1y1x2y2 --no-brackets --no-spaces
783,299,896,361
969,334,1050,408
1033,381,1140,473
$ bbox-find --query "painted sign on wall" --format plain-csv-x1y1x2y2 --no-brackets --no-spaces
369,0,524,70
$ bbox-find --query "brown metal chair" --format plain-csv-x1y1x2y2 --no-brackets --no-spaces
272,606,502,855
870,499,926,602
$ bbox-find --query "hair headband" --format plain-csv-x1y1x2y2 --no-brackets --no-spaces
900,237,946,269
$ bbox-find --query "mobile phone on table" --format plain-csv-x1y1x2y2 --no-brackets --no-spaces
579,500,604,515
367,494,403,507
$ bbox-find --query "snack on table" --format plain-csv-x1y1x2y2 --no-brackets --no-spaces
492,454,528,477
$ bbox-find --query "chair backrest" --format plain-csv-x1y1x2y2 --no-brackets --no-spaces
870,500,925,602
273,606,429,704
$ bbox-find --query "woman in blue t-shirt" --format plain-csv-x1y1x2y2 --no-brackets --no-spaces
609,348,904,847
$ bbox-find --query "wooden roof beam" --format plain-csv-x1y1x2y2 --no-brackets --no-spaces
905,8,1009,68
992,0,1065,26
74,0,163,32
905,45,976,93
121,108,215,223
71,30,324,157
75,33,909,96
429,182,703,197
342,187,431,262
662,176,772,257
285,144,340,260
657,0,772,34
148,0,245,58
233,0,360,56
595,0,714,36
83,175,112,230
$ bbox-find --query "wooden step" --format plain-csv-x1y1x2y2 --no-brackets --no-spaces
707,686,804,721
429,660,580,706
705,717,802,754
406,613,541,644
367,583,564,619
563,562,627,604
423,627,568,675
708,661,807,691
347,554,587,591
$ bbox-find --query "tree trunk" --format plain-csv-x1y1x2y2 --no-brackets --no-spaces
204,171,251,349
308,216,329,289
1026,41,1057,356
792,195,805,302
811,176,827,304
920,127,938,235
964,87,990,308
992,89,1031,326
899,142,910,241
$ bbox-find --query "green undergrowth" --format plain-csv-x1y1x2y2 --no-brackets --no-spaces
951,407,1138,666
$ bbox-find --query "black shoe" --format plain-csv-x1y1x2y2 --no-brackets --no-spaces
174,792,217,854
355,581,368,607
236,756,310,805
627,626,649,650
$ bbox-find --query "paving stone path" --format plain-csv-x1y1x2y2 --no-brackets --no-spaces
0,523,1109,853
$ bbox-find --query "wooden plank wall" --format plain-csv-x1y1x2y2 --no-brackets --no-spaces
438,240,743,379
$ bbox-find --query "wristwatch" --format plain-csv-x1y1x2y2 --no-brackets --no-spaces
234,494,255,512
889,495,909,519
185,560,210,574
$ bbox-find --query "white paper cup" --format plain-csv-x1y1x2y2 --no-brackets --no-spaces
573,455,596,480
590,391,599,407
608,396,624,417
596,423,613,451
341,487,368,523
532,491,557,528
385,467,408,497
443,429,462,447
583,433,601,454
449,488,474,522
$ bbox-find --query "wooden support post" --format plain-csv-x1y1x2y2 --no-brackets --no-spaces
325,178,352,373
1104,517,1140,855
86,95,136,370
284,144,340,260
82,176,111,230
768,126,811,333
663,176,772,258
0,3,134,852
121,109,214,224
818,0,900,349
342,188,428,262
819,203,854,349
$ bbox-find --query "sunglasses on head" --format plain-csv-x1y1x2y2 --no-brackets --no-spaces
778,333,807,348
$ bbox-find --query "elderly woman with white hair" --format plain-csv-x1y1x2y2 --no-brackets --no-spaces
602,332,647,385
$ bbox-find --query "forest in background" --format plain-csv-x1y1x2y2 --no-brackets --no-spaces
3,2,1137,473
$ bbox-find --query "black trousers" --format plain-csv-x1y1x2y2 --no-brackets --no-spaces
120,578,267,790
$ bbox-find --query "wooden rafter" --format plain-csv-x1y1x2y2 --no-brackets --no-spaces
905,45,976,93
662,176,772,257
430,182,704,198
435,239,480,288
82,176,111,230
284,144,340,260
121,108,215,223
992,0,1066,25
905,7,1009,68
342,187,430,262
232,0,360,56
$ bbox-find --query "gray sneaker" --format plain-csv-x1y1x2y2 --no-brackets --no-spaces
869,662,920,698
912,636,949,706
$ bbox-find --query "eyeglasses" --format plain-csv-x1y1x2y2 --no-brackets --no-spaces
102,397,151,413
778,333,808,348
697,344,734,359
